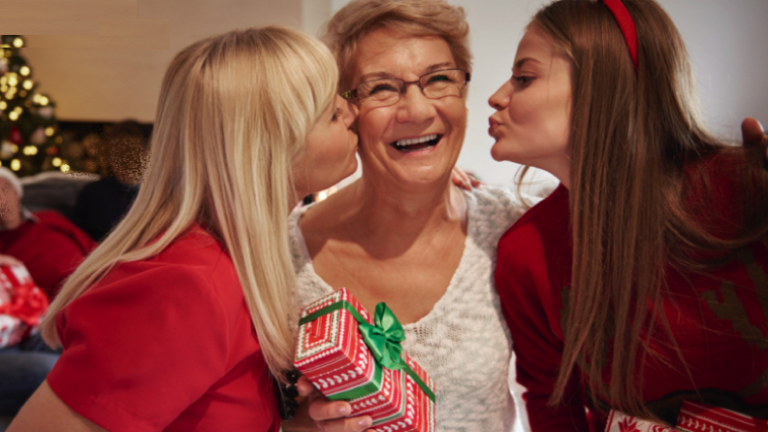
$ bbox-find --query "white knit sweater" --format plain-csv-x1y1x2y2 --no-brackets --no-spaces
289,185,534,432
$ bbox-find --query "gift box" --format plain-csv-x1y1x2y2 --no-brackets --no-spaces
605,409,677,432
295,288,435,432
0,264,48,348
605,401,768,432
676,401,768,432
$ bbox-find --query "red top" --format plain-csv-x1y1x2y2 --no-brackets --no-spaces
0,210,95,300
496,177,768,431
47,226,280,432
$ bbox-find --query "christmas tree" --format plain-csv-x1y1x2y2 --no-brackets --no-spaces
0,35,68,177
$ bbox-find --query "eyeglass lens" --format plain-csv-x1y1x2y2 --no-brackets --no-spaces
355,69,467,107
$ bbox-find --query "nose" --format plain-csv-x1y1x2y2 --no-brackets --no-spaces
337,94,357,128
488,80,512,111
395,85,436,124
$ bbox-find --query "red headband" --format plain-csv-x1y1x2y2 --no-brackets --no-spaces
600,0,638,73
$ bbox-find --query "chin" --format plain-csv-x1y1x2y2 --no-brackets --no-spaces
490,145,511,163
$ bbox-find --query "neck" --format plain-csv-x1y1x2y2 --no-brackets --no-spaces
346,173,467,239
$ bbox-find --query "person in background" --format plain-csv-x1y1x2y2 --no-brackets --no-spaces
490,0,768,430
0,167,94,300
0,157,94,422
74,120,151,242
8,25,358,432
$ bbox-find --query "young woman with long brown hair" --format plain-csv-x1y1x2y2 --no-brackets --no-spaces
7,25,358,432
490,0,768,431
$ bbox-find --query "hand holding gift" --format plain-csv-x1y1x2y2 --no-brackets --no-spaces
294,288,435,432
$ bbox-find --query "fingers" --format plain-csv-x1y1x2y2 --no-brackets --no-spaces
308,399,372,432
295,376,373,432
741,117,765,146
451,167,473,191
315,415,373,432
296,376,317,398
741,118,768,170
307,399,352,422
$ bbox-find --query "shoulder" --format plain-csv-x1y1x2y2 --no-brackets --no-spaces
88,228,241,316
33,210,78,227
497,184,570,273
114,228,235,287
683,150,764,237
498,184,569,246
463,185,532,246
56,229,245,358
494,185,572,340
28,210,95,252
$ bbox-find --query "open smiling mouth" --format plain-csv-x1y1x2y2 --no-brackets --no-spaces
390,134,442,152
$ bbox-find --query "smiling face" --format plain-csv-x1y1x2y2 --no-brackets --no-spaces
488,26,573,184
291,94,359,199
351,27,468,189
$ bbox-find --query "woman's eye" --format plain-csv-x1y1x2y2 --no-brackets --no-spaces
331,108,342,121
368,83,398,95
427,74,452,84
512,76,533,86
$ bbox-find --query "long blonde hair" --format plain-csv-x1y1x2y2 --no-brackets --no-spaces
531,0,768,420
42,26,339,380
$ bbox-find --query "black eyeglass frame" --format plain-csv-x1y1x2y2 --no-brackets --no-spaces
340,69,471,104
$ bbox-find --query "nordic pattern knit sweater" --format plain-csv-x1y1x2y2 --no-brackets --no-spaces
496,181,768,432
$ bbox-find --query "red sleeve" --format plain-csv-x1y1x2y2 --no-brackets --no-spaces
47,262,231,432
19,211,96,299
495,186,591,432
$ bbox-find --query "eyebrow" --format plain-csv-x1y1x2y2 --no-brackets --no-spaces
358,62,457,82
513,57,542,71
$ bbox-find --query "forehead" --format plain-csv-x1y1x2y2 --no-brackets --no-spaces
353,28,455,82
514,26,559,63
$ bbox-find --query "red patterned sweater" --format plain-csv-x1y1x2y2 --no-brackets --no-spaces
496,173,768,431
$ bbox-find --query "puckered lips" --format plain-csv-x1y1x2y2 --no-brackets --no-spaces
389,134,442,152
488,118,501,137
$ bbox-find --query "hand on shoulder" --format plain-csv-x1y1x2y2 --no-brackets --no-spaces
741,117,768,168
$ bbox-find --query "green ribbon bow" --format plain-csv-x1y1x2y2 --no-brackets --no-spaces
358,303,407,370
298,299,435,402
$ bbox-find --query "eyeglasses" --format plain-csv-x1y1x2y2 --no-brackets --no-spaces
340,69,470,108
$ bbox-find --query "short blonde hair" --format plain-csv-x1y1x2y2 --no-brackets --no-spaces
43,26,338,381
322,0,471,92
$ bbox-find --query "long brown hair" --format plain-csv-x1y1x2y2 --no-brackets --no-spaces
532,0,768,420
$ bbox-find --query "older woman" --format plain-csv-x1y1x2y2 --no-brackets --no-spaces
285,1,532,431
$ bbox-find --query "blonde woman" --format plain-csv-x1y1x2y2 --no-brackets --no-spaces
9,26,358,432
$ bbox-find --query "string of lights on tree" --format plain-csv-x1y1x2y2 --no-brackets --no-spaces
0,35,70,176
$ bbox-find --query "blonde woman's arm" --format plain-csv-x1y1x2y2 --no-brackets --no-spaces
7,380,107,432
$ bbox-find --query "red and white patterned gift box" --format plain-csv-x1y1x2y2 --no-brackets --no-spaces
676,401,768,432
605,401,768,432
605,409,677,432
0,264,47,348
295,287,435,432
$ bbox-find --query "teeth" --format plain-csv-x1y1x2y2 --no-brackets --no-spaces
394,134,438,147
